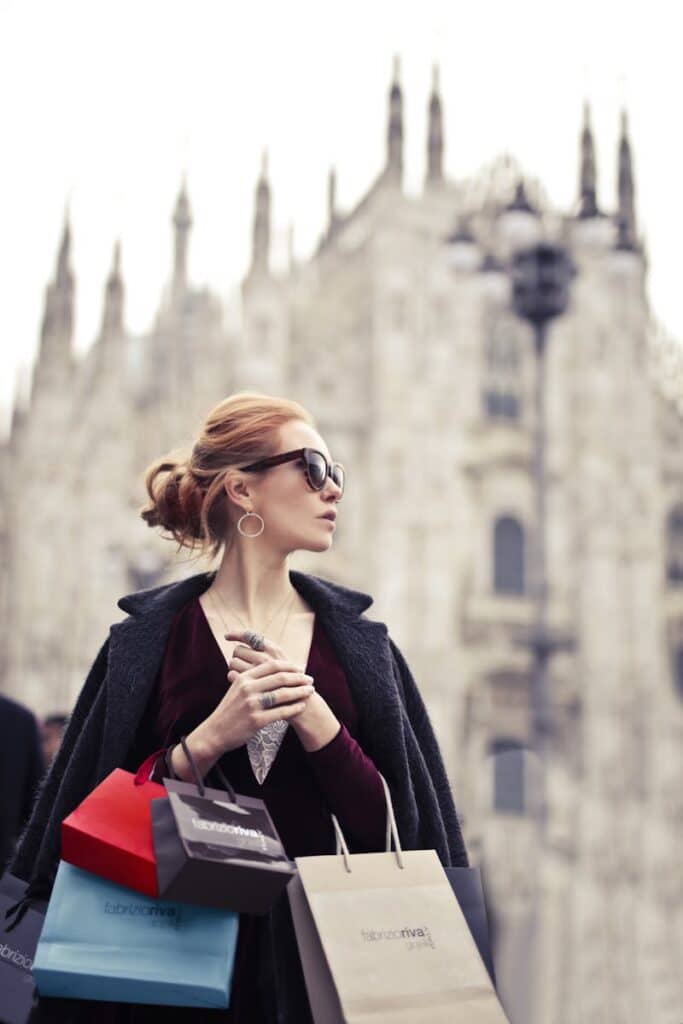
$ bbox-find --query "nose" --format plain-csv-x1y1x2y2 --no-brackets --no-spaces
324,475,342,500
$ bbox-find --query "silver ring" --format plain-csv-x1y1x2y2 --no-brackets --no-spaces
260,691,277,711
244,630,266,651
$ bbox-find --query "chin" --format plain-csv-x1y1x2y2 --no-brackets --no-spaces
308,535,334,553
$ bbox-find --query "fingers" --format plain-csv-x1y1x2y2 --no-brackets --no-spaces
224,630,284,660
227,665,314,692
228,648,296,673
257,698,311,724
256,684,315,709
228,657,307,680
228,644,263,668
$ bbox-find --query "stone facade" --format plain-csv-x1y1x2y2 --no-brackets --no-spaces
1,63,682,1024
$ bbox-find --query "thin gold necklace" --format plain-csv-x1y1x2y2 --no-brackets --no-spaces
208,584,297,647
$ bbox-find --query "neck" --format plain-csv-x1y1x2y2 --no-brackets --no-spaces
208,539,299,629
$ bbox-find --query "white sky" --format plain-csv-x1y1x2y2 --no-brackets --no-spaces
1,0,680,437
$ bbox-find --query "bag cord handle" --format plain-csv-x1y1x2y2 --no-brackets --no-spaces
4,876,52,933
165,735,237,803
332,772,404,873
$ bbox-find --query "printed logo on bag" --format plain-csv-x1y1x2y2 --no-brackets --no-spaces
360,925,435,951
103,901,180,928
0,942,33,972
191,817,263,839
174,794,288,861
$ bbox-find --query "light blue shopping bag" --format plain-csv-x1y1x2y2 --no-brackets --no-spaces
33,861,239,1007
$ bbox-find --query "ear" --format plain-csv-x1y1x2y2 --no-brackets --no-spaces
223,470,251,505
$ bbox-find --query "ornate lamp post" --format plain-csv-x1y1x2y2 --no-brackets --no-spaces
509,241,576,840
508,242,576,1023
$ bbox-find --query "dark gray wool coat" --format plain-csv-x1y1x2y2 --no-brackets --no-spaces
10,568,469,1023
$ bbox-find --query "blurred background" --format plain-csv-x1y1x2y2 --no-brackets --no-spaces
1,2,682,1022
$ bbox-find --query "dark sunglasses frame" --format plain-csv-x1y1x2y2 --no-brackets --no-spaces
238,447,345,498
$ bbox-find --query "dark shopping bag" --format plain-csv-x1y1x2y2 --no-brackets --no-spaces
152,736,295,914
0,872,49,1024
444,866,496,987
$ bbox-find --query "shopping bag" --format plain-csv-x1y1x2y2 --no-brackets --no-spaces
152,736,295,914
444,867,496,987
0,872,48,1024
32,860,238,1007
287,775,509,1024
61,762,166,897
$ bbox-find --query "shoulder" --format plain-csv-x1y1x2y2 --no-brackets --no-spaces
115,571,212,617
0,694,38,729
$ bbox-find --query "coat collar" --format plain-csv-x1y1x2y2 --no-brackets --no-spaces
115,568,376,621
100,569,397,781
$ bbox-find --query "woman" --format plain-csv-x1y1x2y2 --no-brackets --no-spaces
10,391,469,1023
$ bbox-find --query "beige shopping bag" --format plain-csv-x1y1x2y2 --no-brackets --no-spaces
287,775,509,1024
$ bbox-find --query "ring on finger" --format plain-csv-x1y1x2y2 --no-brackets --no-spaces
244,630,266,651
260,691,278,711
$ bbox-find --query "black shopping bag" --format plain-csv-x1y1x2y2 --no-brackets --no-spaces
445,866,497,987
0,872,48,1024
152,736,295,915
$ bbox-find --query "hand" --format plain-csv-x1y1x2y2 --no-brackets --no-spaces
226,629,341,753
200,629,316,758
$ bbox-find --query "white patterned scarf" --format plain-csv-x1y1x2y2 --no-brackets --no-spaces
246,720,289,784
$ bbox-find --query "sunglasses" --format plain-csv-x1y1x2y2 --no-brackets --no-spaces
238,447,345,499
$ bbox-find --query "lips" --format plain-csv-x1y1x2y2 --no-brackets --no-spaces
319,512,337,522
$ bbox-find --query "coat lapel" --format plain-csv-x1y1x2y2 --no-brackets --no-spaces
99,569,404,781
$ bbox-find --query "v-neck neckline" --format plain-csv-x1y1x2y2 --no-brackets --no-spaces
195,594,318,676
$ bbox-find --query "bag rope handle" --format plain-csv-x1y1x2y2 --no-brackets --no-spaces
331,772,404,873
165,735,237,803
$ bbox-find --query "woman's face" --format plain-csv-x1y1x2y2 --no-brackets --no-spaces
228,420,342,554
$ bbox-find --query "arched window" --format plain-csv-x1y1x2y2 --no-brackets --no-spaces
674,646,683,702
483,314,522,421
488,737,526,814
493,516,525,594
666,506,683,584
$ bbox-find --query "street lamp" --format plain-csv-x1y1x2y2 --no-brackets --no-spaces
509,241,576,839
508,242,576,1023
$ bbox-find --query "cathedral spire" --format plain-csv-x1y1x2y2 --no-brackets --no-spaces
56,207,73,289
287,222,295,272
577,101,600,218
250,148,271,274
615,108,637,250
425,63,444,187
506,179,536,214
100,240,124,337
328,165,337,229
386,54,403,186
33,208,75,395
41,209,74,345
172,174,192,297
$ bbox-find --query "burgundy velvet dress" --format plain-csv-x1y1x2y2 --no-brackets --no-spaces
114,594,387,1023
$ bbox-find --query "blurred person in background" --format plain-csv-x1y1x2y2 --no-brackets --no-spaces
0,694,45,874
40,714,68,766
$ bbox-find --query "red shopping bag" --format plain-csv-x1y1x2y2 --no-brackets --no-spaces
61,753,166,897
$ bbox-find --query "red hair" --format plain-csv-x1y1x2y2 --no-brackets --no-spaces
139,391,315,561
